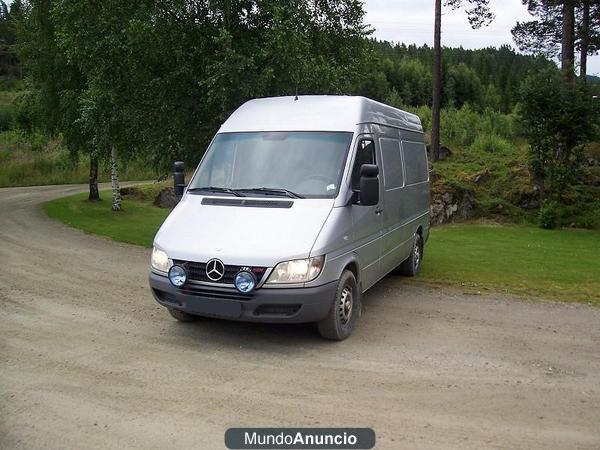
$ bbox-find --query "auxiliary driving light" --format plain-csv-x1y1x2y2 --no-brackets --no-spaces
234,271,256,293
168,265,187,287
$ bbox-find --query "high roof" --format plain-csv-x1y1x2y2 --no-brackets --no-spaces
218,95,423,134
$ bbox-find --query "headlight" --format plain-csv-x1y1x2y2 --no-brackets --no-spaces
151,247,172,273
267,256,324,284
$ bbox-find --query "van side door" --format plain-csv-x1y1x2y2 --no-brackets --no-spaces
379,136,413,275
350,137,384,291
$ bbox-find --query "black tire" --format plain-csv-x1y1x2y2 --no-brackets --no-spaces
317,270,360,341
398,233,423,277
167,307,198,322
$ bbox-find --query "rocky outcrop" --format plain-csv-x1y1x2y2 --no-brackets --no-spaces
430,185,475,225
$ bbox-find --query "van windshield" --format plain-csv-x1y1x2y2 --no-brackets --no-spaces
188,131,353,198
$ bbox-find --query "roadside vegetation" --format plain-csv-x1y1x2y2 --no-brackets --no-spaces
45,187,170,247
0,133,158,187
0,82,158,187
45,187,600,306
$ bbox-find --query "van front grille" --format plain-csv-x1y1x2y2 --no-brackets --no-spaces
173,260,267,285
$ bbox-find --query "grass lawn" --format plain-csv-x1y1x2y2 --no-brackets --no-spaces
45,190,600,305
421,225,600,305
45,190,170,247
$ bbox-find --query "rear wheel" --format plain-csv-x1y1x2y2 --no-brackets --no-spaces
317,270,360,340
398,233,423,277
167,307,198,322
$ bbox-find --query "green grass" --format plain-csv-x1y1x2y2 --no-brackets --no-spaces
0,131,161,188
420,224,600,305
45,188,600,306
45,190,171,247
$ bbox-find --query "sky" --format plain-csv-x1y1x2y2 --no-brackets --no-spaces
363,0,600,76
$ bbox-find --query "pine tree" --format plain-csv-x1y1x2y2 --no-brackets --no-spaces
431,0,494,161
512,0,600,79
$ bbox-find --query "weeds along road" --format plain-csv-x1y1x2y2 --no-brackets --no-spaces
1,184,599,450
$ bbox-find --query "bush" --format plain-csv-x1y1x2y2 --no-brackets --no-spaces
538,200,561,229
519,70,599,200
0,104,14,131
470,134,512,154
407,104,517,149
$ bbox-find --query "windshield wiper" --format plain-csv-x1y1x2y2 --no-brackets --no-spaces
236,187,305,199
187,186,246,197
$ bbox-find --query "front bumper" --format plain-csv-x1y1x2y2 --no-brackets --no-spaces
149,272,336,323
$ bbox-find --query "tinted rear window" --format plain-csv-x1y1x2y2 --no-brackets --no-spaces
402,141,428,185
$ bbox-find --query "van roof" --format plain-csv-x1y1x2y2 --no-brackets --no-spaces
219,95,423,134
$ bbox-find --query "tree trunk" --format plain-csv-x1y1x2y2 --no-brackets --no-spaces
580,0,590,80
88,154,100,201
431,0,442,163
561,0,576,83
110,146,122,211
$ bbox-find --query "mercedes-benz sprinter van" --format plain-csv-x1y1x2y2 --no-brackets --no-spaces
149,96,430,340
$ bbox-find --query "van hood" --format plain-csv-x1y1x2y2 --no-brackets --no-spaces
154,194,334,267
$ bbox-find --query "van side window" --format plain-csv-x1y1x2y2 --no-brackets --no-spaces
403,142,429,185
351,139,376,191
379,138,404,189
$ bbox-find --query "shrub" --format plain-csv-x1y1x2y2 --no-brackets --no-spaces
470,134,512,154
519,70,599,201
408,104,517,149
0,104,14,131
538,200,561,229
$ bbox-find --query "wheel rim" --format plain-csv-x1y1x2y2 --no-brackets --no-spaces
338,287,353,325
413,238,421,270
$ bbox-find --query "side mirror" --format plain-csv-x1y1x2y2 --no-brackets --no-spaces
173,161,186,201
358,164,379,206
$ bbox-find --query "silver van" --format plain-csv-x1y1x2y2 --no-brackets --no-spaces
149,96,430,340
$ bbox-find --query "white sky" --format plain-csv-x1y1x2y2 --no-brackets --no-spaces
363,0,600,75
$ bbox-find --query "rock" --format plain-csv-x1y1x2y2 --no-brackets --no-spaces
153,187,178,208
473,169,490,184
518,187,541,210
430,185,474,225
120,186,135,196
430,201,445,225
429,170,441,183
439,146,452,160
521,199,540,210
426,145,452,160
456,193,474,219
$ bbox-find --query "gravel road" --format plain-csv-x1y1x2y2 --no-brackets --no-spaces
1,184,599,450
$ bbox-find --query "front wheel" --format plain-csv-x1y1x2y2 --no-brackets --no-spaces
398,233,423,277
317,270,360,340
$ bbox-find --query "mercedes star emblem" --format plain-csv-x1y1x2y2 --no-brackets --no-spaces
206,258,225,281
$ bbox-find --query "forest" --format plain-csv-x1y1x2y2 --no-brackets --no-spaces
0,0,598,228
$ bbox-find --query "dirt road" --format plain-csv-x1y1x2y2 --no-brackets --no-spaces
1,184,599,450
